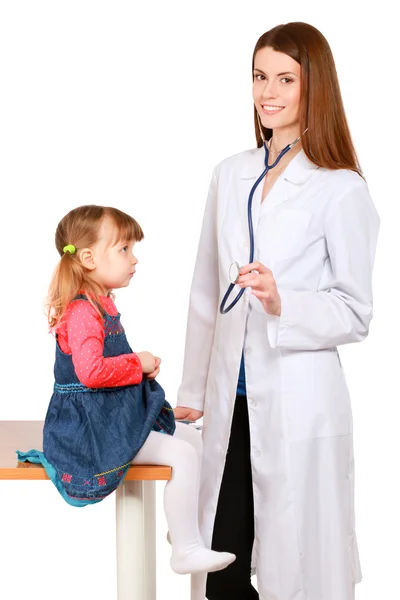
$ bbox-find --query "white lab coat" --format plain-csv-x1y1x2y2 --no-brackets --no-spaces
177,147,380,600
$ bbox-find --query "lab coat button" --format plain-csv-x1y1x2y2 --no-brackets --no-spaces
245,347,252,355
251,399,257,407
253,448,260,457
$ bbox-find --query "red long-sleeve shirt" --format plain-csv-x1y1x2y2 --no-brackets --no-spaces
56,297,143,388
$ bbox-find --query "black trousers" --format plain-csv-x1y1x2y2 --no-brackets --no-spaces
206,395,259,600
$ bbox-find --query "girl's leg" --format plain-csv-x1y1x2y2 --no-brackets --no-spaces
166,423,203,544
132,429,235,575
173,422,202,466
172,422,203,502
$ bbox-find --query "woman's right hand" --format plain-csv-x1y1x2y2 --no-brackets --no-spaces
173,406,204,421
137,351,157,374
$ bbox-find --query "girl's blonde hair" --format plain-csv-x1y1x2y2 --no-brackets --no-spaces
47,205,144,329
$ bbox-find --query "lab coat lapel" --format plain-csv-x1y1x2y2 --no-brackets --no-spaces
238,146,265,237
240,148,320,216
224,176,263,270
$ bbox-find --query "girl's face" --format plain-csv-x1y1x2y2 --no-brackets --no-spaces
252,47,301,138
84,216,138,294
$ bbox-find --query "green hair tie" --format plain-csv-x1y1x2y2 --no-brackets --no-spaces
63,244,76,255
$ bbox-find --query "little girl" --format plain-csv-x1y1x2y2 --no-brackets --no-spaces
17,204,235,576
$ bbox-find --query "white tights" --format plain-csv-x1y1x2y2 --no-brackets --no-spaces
132,423,235,575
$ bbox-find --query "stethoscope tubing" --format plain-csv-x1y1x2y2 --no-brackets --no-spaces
219,141,293,314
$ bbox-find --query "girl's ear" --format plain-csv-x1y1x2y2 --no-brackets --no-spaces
79,248,96,271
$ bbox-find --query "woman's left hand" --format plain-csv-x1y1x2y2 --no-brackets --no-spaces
237,262,281,316
146,356,161,379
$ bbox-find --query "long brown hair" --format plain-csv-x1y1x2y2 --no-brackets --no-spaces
47,205,144,329
253,22,362,176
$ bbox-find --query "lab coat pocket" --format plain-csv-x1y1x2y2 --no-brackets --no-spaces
282,349,352,442
261,208,311,262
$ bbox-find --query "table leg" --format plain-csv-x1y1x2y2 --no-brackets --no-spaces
116,480,156,600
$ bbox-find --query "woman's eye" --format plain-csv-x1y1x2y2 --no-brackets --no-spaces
254,74,266,81
281,77,293,84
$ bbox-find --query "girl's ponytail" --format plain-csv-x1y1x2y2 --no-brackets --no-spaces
47,245,93,329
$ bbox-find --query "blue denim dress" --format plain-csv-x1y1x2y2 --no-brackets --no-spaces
17,296,176,507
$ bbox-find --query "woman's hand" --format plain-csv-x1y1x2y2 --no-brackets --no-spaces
237,261,281,316
174,406,204,421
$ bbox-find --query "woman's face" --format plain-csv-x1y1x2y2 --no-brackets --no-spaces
253,47,301,136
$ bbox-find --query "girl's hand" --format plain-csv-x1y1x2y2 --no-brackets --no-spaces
237,261,281,316
173,406,204,421
137,351,157,374
146,356,161,380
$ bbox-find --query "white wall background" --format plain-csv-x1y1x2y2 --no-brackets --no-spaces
0,1,397,599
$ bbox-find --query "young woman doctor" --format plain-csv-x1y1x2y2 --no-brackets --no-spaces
174,21,380,600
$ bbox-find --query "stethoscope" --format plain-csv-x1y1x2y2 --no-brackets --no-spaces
219,130,306,315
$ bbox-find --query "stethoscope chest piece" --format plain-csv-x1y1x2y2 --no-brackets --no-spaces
229,261,241,284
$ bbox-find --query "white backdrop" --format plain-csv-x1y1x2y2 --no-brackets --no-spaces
0,1,397,599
